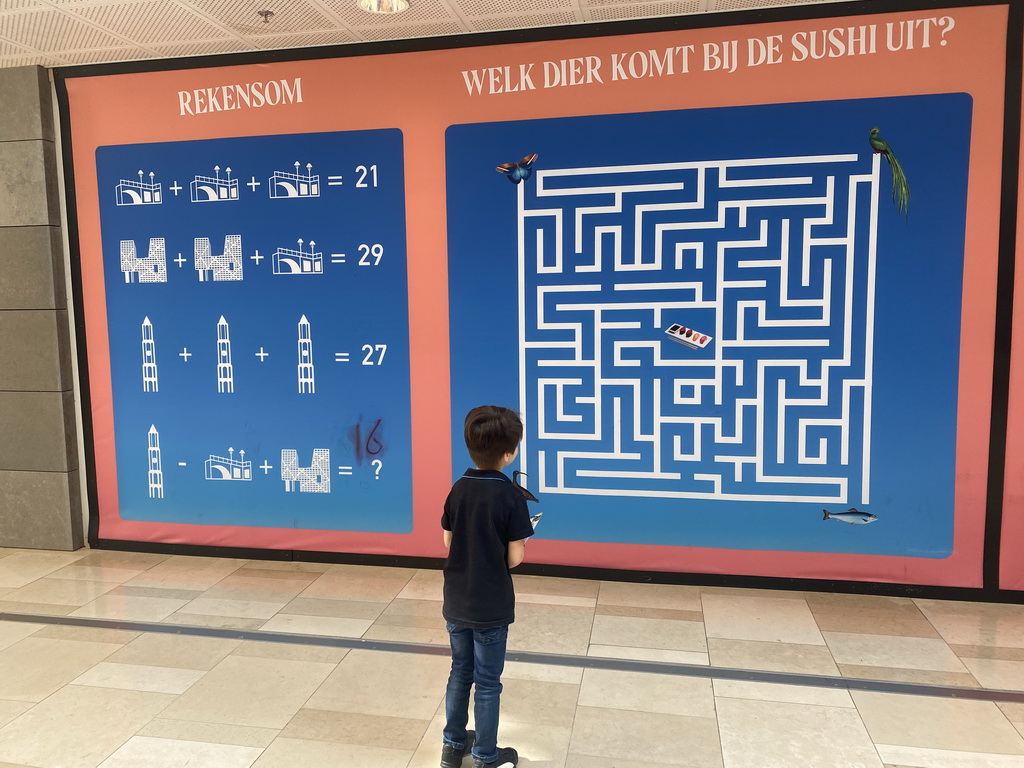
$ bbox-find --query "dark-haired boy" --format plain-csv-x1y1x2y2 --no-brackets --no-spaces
439,405,535,768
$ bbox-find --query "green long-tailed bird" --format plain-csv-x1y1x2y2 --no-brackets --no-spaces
869,127,910,216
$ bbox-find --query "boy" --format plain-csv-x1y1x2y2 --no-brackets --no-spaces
440,405,535,768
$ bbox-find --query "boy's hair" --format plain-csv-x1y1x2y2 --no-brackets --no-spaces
464,406,523,469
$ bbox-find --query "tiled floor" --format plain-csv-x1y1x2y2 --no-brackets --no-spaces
0,547,1022,766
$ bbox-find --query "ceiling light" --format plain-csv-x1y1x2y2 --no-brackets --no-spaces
358,0,410,13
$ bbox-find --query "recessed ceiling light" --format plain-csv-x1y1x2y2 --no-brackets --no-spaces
358,0,410,13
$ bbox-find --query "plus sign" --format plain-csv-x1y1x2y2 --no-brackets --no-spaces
259,461,273,474
247,176,261,192
173,253,186,267
178,348,192,361
170,181,182,195
255,348,269,361
250,250,263,264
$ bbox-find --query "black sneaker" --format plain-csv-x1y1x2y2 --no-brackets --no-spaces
440,730,475,768
471,746,518,768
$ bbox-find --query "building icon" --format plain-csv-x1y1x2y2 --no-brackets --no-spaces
116,170,162,206
195,235,243,281
217,316,234,393
141,316,158,392
297,315,314,394
270,162,320,198
205,446,251,481
273,238,323,275
148,425,164,499
120,238,167,283
191,165,238,202
281,449,330,493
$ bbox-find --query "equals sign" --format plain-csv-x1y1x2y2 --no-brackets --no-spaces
327,176,343,186
331,254,346,263
337,466,353,476
335,352,350,363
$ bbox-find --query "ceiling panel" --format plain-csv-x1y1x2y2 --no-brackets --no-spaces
187,0,340,35
67,1,234,43
470,11,579,30
0,8,126,51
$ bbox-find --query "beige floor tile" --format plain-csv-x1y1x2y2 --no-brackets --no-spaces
590,614,706,653
373,598,445,628
0,685,175,768
0,551,90,589
515,574,600,599
580,668,715,718
31,625,139,644
106,632,241,670
915,600,1024,648
953,646,1024,662
703,593,824,645
497,720,572,768
124,556,248,591
708,637,840,675
46,563,150,584
518,593,597,608
0,587,10,599
501,677,580,727
394,570,443,601
0,620,45,652
838,664,981,687
853,691,1024,754
305,649,450,720
201,573,316,602
824,632,969,672
179,597,288,619
97,735,263,768
876,744,1024,767
717,697,882,768
230,640,349,664
75,551,168,569
0,600,77,615
279,597,387,620
260,613,372,636
565,758,690,768
299,568,413,602
0,699,32,728
162,613,268,630
406,713,453,768
503,661,584,684
712,677,855,707
281,709,428,750
71,661,206,694
569,706,723,767
236,561,331,574
105,584,206,600
598,581,702,611
962,657,1024,690
252,736,411,767
229,567,322,582
811,607,942,638
587,644,710,665
805,592,919,610
71,594,189,622
0,637,120,702
508,603,596,656
362,623,449,645
160,655,337,729
3,578,116,607
596,604,704,623
139,718,279,748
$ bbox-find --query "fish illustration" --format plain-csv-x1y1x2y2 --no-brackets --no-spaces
823,507,877,525
512,470,539,502
496,153,538,184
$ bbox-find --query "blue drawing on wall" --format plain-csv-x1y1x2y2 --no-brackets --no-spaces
98,129,412,533
447,94,972,557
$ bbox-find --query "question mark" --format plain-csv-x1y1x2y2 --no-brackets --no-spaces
939,16,955,46
371,459,382,480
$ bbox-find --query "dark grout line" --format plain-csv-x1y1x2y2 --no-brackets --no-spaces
3,610,1022,703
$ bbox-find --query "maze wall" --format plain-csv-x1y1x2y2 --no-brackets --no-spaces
449,95,972,557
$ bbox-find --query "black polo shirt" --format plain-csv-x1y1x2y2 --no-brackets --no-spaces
441,468,535,629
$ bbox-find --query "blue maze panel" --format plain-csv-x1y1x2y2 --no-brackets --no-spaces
447,95,972,557
97,130,412,532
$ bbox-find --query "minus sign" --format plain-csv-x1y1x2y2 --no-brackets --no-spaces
178,462,187,466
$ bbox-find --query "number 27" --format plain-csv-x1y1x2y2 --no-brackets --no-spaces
361,344,387,365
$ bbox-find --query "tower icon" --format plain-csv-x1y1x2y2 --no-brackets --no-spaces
297,315,314,394
141,317,158,392
148,425,164,499
217,316,234,393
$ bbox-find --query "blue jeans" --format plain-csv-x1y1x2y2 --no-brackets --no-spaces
443,622,508,763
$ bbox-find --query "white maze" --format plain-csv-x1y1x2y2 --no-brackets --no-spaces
519,153,881,505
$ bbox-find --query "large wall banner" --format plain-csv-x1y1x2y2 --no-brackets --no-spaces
60,2,1013,588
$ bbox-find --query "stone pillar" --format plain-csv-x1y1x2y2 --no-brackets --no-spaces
0,66,83,550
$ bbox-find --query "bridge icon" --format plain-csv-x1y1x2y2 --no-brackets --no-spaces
270,162,320,198
191,165,239,202
116,170,162,206
205,446,251,481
